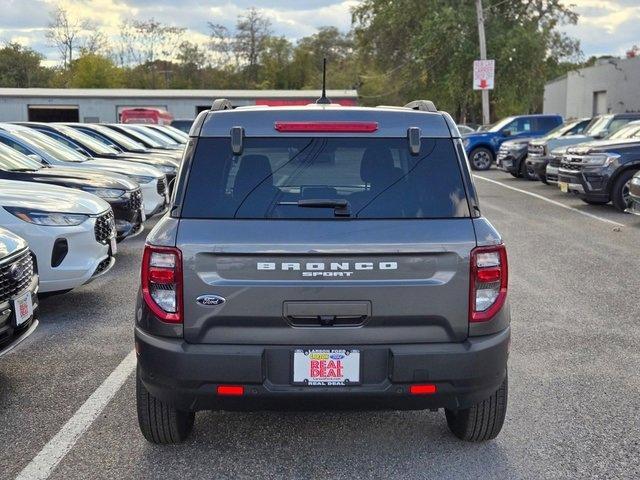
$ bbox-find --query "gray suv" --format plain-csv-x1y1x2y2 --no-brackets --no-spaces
135,99,511,444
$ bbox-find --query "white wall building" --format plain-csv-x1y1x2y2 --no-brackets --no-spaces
543,57,640,118
0,88,359,123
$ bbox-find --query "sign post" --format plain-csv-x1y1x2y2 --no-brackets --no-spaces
474,0,491,125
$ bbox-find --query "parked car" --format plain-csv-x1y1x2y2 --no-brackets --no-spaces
0,144,144,241
0,126,169,218
120,107,173,125
135,99,510,444
104,124,183,161
65,123,180,163
130,124,184,149
557,134,640,211
542,113,640,184
628,170,640,215
0,180,116,293
496,137,536,179
18,123,180,184
0,227,39,354
457,124,476,135
170,119,194,134
144,124,188,144
526,118,592,184
463,114,563,170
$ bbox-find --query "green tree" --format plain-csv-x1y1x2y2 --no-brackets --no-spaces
0,43,51,87
68,54,123,87
352,0,581,122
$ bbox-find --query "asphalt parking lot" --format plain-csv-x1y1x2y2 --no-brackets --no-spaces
2,169,639,480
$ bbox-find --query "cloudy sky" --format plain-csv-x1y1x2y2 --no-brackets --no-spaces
0,0,638,65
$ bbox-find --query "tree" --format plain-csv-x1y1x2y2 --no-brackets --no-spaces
0,43,51,87
68,54,123,88
45,5,95,68
234,7,272,84
352,0,581,121
258,37,294,88
117,19,186,67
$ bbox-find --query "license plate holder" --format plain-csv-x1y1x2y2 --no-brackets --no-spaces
559,181,569,193
292,349,360,386
13,290,33,327
110,236,118,255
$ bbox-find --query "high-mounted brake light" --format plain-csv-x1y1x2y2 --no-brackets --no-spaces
141,245,183,323
274,121,378,133
409,384,437,395
469,244,508,322
217,385,244,396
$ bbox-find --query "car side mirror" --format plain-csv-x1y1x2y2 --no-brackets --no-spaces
502,129,512,137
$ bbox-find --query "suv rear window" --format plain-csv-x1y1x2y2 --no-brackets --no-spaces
181,137,470,219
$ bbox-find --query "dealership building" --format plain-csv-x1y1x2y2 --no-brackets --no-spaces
543,56,640,118
0,88,359,123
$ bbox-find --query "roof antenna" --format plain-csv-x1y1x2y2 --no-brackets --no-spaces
316,58,331,104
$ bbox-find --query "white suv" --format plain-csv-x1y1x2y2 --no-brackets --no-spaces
0,180,117,293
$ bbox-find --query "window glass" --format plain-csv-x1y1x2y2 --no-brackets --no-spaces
182,137,470,219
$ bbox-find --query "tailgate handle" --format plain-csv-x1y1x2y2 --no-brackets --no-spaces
284,301,371,327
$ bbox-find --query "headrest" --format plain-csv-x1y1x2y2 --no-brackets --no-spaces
360,147,395,184
234,154,273,194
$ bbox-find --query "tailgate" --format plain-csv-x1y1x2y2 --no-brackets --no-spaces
178,219,475,345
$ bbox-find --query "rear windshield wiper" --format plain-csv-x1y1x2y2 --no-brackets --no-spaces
278,199,352,217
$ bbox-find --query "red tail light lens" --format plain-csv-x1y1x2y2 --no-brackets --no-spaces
469,244,508,322
274,121,378,133
141,245,183,323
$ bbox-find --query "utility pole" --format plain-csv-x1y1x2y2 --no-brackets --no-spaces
475,0,490,125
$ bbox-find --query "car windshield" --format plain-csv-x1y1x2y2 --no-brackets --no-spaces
118,126,163,148
607,123,640,140
488,117,515,133
0,143,42,171
54,125,120,155
129,126,178,146
583,115,611,136
541,120,581,140
88,125,148,151
12,128,88,162
182,137,470,219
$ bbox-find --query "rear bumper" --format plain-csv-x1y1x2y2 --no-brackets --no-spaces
135,326,510,412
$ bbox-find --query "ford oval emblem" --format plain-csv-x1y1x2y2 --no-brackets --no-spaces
196,295,226,307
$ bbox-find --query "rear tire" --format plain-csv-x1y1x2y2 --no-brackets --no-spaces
136,372,195,444
445,373,508,442
469,148,493,171
611,169,638,212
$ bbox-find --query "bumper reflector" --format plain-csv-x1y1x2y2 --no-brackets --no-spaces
217,385,244,396
409,384,437,395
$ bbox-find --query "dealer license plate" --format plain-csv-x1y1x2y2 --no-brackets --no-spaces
110,236,117,255
559,181,568,193
293,349,360,386
13,290,33,327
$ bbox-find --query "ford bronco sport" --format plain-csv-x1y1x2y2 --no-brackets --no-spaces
135,98,511,444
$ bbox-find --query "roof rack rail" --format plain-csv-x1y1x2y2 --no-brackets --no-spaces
404,100,438,112
211,98,233,111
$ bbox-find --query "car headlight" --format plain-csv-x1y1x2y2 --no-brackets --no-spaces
159,165,177,174
130,175,155,184
4,207,89,226
82,187,126,199
581,152,619,167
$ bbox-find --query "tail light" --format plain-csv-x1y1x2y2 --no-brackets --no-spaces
274,121,378,133
469,244,508,322
141,245,183,323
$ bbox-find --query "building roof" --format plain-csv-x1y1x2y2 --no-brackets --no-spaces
0,88,358,99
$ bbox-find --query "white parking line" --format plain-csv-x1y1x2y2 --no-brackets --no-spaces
16,350,136,480
473,175,626,228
